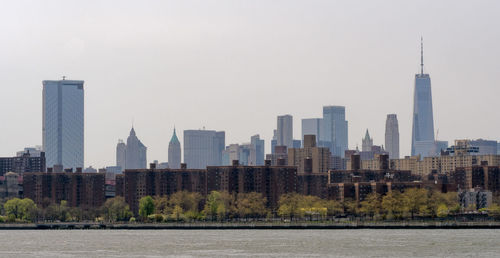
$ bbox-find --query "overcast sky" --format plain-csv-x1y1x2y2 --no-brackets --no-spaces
1,0,499,168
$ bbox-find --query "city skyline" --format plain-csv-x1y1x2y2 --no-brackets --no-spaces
1,1,500,168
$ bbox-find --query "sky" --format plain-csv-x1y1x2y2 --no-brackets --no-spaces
0,0,499,168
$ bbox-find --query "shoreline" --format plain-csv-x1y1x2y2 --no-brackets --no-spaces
1,222,499,230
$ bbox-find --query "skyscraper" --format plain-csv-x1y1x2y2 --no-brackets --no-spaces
42,79,84,170
411,38,435,157
124,127,147,169
385,114,400,159
277,115,293,149
184,129,225,169
362,129,373,152
251,134,265,165
168,128,181,169
301,118,322,146
322,106,348,157
116,139,126,171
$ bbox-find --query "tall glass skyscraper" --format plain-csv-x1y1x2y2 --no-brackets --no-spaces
277,115,293,149
42,79,84,170
411,39,435,157
322,106,348,157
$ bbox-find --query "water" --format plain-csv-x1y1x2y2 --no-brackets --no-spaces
0,229,498,257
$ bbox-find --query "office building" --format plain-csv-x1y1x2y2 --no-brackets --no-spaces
16,146,43,158
470,139,497,155
288,135,331,174
116,140,126,171
277,115,293,149
42,79,84,170
116,128,147,170
184,129,225,169
251,135,265,166
322,106,348,157
168,128,181,169
301,118,322,145
411,39,435,157
362,129,373,152
271,130,277,154
385,114,400,159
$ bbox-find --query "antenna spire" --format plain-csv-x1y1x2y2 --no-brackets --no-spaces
420,36,424,75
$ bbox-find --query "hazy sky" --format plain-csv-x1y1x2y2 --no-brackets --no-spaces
1,0,499,168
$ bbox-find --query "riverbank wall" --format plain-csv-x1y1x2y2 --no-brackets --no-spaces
1,221,500,230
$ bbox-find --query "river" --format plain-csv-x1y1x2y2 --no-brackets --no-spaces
0,229,498,257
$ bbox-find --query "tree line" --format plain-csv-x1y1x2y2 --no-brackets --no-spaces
1,189,500,223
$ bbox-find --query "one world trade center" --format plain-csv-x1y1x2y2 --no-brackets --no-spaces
411,38,435,157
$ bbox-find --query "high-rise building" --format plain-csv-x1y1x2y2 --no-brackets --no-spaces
322,106,348,157
168,128,181,169
362,129,373,152
271,129,277,154
385,114,400,159
301,118,322,145
411,39,435,157
251,134,265,166
184,129,225,169
469,139,497,155
288,135,331,174
116,139,126,171
119,127,147,169
16,146,43,158
277,115,293,149
42,79,84,170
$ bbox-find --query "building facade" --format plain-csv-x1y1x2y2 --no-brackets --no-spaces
411,40,435,157
168,128,181,169
23,172,105,209
116,128,147,170
0,152,46,176
42,79,84,170
277,115,293,149
288,135,331,175
322,106,348,157
385,114,400,159
183,129,225,169
301,118,322,146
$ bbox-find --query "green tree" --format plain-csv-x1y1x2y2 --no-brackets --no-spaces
203,191,236,221
437,203,449,218
359,193,381,219
342,198,359,217
236,192,268,219
325,200,343,217
401,188,428,219
381,191,404,219
139,196,155,220
277,193,303,220
101,197,133,222
487,204,500,219
154,196,169,215
4,198,37,222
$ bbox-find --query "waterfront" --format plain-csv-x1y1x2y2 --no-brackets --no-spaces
0,229,499,257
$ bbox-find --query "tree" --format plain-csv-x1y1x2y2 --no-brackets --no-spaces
401,188,428,219
342,198,359,217
437,204,449,218
203,191,236,221
381,191,404,219
277,193,303,220
4,198,37,222
325,200,343,217
154,196,169,215
359,193,381,219
101,197,133,222
236,192,268,219
139,196,155,220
